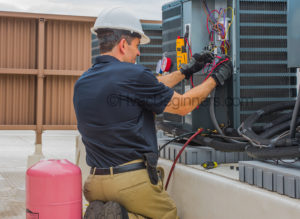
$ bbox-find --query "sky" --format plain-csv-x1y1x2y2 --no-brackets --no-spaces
0,0,172,20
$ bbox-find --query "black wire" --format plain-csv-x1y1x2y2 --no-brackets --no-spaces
207,134,247,141
158,132,195,154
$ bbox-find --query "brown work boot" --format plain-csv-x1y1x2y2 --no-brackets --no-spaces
84,200,129,219
84,200,105,219
104,201,129,219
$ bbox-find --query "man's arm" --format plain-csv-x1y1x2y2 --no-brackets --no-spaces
157,70,185,88
164,59,233,116
164,77,217,116
157,52,214,88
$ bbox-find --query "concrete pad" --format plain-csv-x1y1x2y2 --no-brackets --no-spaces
0,130,78,218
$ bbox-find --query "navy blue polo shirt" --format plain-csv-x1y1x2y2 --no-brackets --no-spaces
73,55,174,168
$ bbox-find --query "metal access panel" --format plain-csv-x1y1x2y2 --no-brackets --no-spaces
162,0,234,130
235,0,297,127
182,0,234,131
287,0,300,68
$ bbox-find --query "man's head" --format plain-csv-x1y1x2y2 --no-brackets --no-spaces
95,28,141,63
91,7,150,63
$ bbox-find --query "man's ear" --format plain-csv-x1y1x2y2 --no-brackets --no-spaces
118,38,127,54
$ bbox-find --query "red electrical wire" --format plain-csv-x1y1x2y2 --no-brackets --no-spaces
185,38,193,57
184,38,195,88
165,128,204,190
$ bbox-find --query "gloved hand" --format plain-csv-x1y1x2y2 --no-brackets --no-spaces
180,52,213,79
210,58,233,86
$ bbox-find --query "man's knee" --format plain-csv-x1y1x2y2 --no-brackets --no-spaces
84,201,129,219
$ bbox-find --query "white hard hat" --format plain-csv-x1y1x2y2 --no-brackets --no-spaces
91,7,150,45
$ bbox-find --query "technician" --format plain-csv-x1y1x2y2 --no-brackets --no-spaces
73,7,232,219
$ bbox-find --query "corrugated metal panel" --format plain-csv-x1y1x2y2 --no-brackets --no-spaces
0,75,36,125
45,20,91,70
0,11,94,137
0,17,37,69
44,76,78,125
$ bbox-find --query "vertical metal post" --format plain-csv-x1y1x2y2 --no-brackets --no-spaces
27,18,45,168
36,18,45,145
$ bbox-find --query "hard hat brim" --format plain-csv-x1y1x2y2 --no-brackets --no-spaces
91,26,150,45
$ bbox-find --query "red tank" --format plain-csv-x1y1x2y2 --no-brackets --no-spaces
26,159,82,219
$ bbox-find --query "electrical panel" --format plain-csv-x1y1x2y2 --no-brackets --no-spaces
162,0,297,130
162,0,234,131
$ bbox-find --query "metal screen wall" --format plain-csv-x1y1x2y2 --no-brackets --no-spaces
235,0,296,127
0,12,95,143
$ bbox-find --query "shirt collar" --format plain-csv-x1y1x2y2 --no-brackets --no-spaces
95,55,120,64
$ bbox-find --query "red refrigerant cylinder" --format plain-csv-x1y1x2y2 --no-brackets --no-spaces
26,159,82,219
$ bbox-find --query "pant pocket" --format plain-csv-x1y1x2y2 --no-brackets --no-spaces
83,176,92,201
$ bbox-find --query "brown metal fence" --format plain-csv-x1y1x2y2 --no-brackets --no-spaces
0,11,95,144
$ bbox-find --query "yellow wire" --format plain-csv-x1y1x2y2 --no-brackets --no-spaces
224,7,234,39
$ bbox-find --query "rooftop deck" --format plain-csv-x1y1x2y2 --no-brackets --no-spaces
0,130,78,219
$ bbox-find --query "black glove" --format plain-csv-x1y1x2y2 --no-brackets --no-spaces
180,52,213,79
211,59,233,86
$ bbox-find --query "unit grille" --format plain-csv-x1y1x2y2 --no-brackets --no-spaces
162,2,182,54
162,0,183,124
240,26,287,36
138,25,162,72
240,14,287,23
237,0,295,126
240,76,296,86
240,52,287,61
240,1,287,11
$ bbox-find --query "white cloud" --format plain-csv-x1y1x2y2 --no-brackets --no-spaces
0,0,173,20
0,2,27,11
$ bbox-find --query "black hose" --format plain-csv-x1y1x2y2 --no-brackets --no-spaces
260,118,300,139
209,89,243,144
239,102,296,147
261,112,293,132
290,86,300,138
207,134,246,141
210,89,223,135
156,121,247,152
246,145,300,160
192,136,247,152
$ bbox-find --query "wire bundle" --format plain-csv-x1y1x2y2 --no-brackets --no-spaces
202,0,234,55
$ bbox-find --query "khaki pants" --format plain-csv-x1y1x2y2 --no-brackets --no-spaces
83,160,178,219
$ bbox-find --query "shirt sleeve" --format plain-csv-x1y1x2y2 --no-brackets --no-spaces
119,68,174,114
